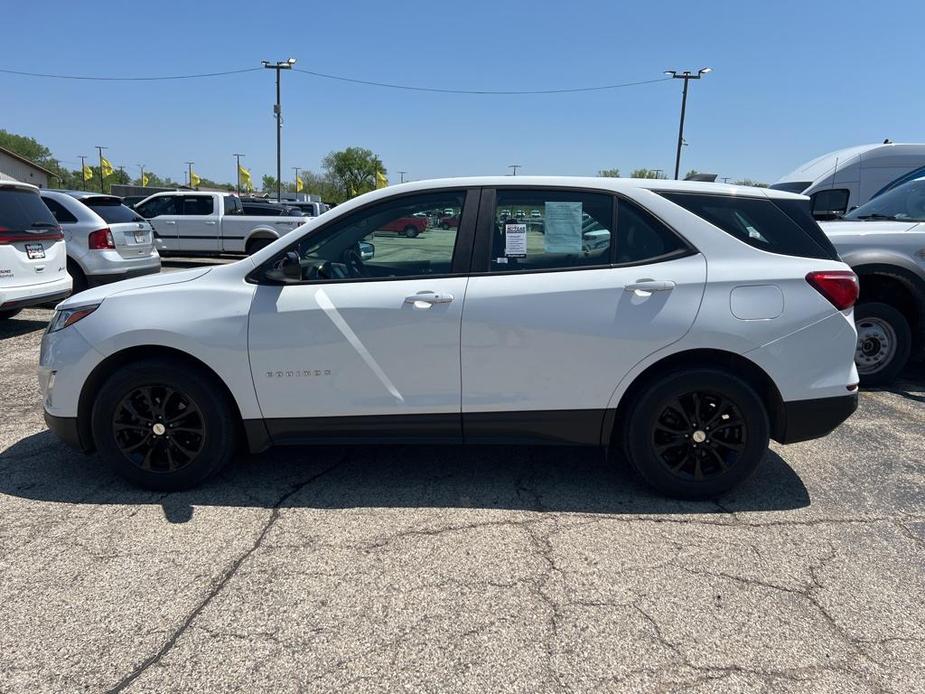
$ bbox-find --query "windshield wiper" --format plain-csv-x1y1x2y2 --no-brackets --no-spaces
855,213,899,221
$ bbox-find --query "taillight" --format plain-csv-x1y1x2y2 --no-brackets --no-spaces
806,270,859,310
88,228,114,250
0,227,64,244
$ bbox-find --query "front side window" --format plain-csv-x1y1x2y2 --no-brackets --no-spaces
488,190,613,272
136,196,179,218
265,191,466,282
42,197,78,224
844,178,925,222
181,196,215,215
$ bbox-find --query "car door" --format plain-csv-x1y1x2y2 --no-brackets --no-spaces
177,195,219,253
135,196,181,252
247,188,479,443
460,187,707,444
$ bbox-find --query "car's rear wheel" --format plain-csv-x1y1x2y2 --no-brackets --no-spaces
440,222,450,230
91,358,237,490
624,369,769,499
403,225,419,238
0,308,22,320
246,237,274,255
67,259,88,294
854,302,911,387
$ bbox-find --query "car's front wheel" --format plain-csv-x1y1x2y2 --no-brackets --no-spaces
854,302,911,387
91,358,237,490
403,225,419,238
624,368,769,499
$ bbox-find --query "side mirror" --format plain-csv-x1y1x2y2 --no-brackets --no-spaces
282,251,301,280
359,241,375,260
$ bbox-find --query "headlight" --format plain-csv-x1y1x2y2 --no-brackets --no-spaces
48,304,100,333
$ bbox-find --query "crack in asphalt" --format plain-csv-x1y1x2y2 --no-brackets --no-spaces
104,460,343,693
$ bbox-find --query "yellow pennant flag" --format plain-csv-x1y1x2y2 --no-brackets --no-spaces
82,164,93,181
100,157,114,178
375,170,388,189
190,169,201,187
295,176,304,192
141,173,149,186
238,164,252,189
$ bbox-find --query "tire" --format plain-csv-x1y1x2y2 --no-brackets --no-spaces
0,308,22,320
854,302,911,387
623,368,769,499
440,222,450,230
91,357,238,491
67,259,88,295
403,225,419,238
246,237,274,255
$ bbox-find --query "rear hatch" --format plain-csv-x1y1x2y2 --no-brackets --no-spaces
81,196,155,259
0,184,67,288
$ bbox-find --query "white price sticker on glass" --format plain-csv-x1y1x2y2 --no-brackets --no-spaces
504,223,528,257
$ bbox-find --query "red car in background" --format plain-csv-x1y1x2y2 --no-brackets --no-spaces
438,214,460,230
376,215,428,238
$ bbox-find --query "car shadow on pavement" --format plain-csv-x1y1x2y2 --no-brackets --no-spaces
0,317,49,339
0,431,809,523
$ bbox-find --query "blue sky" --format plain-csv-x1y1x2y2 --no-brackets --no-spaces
4,0,921,185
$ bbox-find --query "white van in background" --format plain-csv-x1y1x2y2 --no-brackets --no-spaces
770,142,925,219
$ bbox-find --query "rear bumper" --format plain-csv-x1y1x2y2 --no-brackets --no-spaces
86,264,161,288
0,275,73,311
774,393,858,444
44,411,90,452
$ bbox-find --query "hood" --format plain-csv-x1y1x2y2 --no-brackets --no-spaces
58,267,213,308
819,220,920,236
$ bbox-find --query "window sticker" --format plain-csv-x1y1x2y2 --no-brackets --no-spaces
543,201,583,253
504,222,527,257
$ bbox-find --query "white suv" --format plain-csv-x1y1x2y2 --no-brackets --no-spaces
40,191,160,292
39,177,859,498
0,181,71,319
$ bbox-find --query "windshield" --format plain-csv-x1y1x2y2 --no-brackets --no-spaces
844,177,925,222
768,181,810,194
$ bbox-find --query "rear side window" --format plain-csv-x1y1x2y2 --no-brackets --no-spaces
42,197,78,224
660,192,838,260
224,196,243,216
616,199,688,264
83,199,144,224
0,188,58,231
181,197,215,215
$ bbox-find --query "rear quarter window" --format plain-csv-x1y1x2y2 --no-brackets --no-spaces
659,192,839,260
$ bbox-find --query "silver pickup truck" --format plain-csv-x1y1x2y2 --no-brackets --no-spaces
134,191,306,256
820,176,925,385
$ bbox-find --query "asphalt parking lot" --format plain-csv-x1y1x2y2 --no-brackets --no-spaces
1,284,924,692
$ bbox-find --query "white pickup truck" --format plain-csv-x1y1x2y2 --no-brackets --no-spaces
134,191,306,256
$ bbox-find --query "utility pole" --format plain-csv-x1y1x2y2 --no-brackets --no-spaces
664,68,712,179
138,164,145,187
262,58,296,202
508,164,521,176
398,171,407,183
292,166,301,197
186,161,194,189
653,169,664,180
95,146,107,193
234,153,245,194
78,155,88,191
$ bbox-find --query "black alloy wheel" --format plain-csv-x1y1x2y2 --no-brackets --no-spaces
112,385,205,473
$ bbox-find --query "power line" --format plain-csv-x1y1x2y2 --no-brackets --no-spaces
0,64,671,93
0,67,262,81
293,68,671,94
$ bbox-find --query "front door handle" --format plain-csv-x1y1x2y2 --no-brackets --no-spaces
404,291,454,306
204,220,217,225
624,279,676,293
162,220,176,225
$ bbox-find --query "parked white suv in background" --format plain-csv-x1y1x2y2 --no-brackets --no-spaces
0,181,71,319
41,191,160,293
39,177,859,498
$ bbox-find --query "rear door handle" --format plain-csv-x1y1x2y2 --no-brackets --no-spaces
624,279,676,293
162,220,176,225
404,291,454,305
204,220,217,225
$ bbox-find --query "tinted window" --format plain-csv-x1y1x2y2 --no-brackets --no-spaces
488,190,613,272
768,181,811,194
0,188,58,231
660,192,837,260
616,199,687,264
223,196,243,216
266,191,466,281
243,204,283,216
810,188,849,216
83,198,144,223
844,177,925,222
42,197,78,224
181,196,214,215
136,196,179,218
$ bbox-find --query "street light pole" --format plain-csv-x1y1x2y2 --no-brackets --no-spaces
78,155,88,191
262,58,296,202
138,164,145,187
186,161,194,189
664,68,712,180
292,166,301,197
95,146,107,193
508,164,521,176
398,171,407,183
234,153,245,194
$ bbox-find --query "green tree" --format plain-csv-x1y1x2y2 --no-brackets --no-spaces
733,178,768,188
0,129,55,167
684,169,699,180
322,147,385,203
262,175,278,193
597,168,621,178
630,168,664,179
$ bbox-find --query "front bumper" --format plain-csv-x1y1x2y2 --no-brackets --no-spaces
44,411,90,452
773,392,859,444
